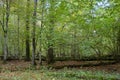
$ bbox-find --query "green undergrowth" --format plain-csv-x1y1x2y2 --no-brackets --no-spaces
0,67,120,80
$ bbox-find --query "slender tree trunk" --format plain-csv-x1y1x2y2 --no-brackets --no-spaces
3,0,10,63
0,2,5,60
3,32,8,62
32,0,38,66
71,33,76,59
17,15,20,59
25,0,30,61
39,0,44,65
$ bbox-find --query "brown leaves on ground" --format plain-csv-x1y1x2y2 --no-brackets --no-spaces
52,61,120,73
0,60,120,73
0,60,31,72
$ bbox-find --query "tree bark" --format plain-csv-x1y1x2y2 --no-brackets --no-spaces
32,0,38,66
3,0,10,63
25,0,30,61
47,46,54,64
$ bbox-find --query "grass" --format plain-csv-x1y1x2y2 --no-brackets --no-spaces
0,67,120,80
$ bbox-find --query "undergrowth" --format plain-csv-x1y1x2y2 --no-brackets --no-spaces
0,67,120,80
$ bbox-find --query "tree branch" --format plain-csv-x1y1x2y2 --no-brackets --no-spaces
0,20,5,32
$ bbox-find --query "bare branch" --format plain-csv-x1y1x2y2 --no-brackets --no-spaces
0,20,5,32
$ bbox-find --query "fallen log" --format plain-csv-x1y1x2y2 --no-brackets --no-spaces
48,61,118,69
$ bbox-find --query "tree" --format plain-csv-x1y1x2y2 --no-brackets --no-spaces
46,0,55,64
32,0,38,66
25,0,31,61
38,0,44,65
0,0,10,63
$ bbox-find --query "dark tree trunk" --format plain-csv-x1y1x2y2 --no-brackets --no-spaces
116,26,120,61
32,0,38,66
47,46,54,64
25,0,30,61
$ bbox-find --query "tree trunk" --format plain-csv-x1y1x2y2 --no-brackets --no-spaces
47,46,54,64
25,0,30,61
46,0,55,64
32,0,38,66
17,15,20,59
116,26,120,61
39,0,44,65
3,0,10,63
3,32,8,63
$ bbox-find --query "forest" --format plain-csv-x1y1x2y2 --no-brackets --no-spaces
0,0,120,80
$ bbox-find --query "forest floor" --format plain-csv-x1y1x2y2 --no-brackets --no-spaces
0,60,120,80
0,60,120,73
51,61,120,73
